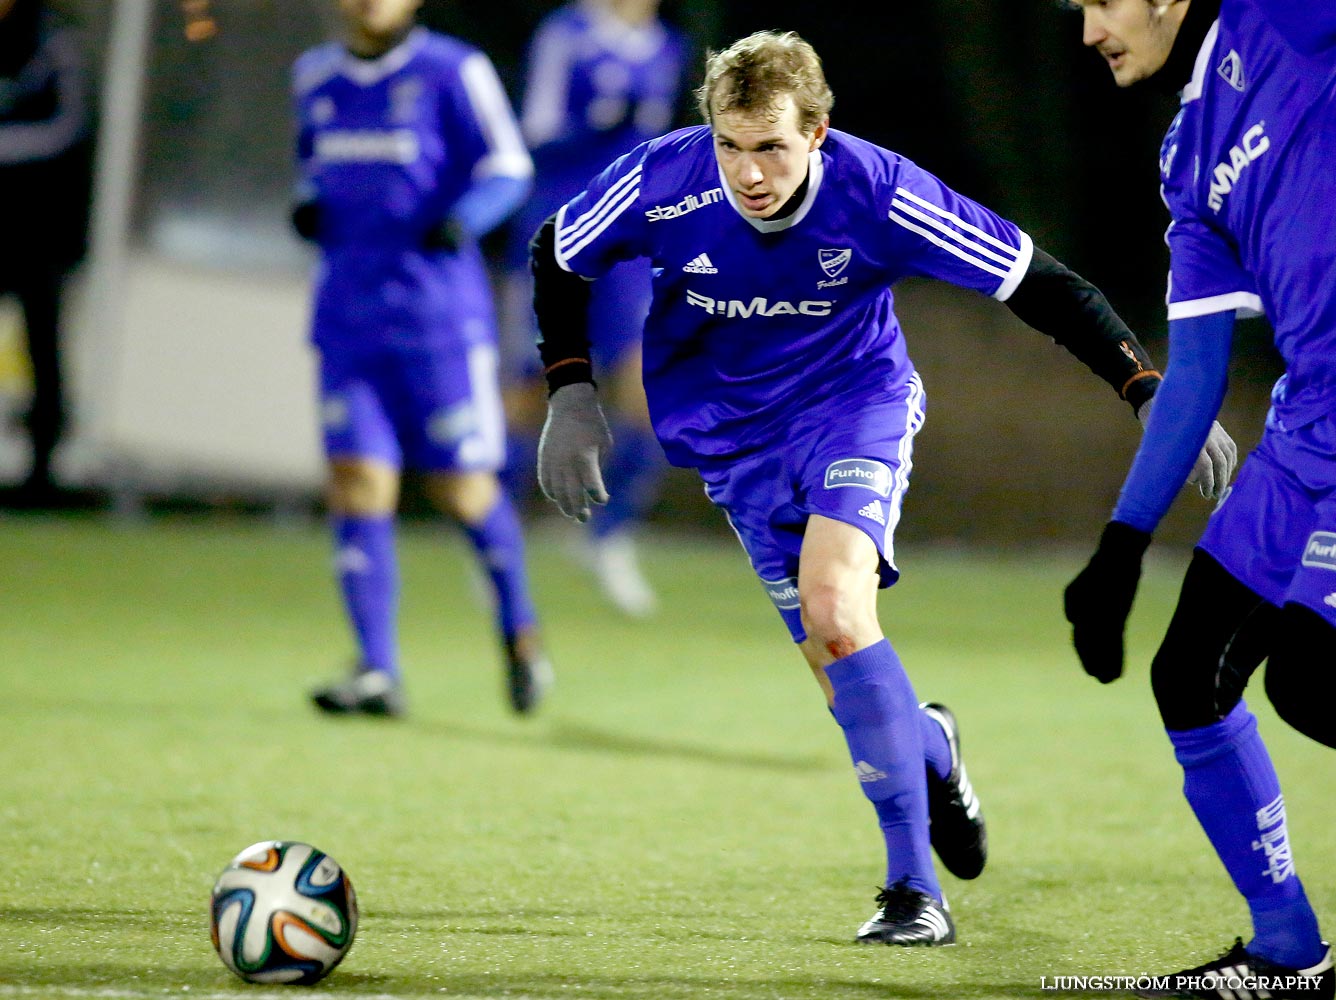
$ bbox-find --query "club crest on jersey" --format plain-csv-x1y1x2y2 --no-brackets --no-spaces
389,78,422,123
1217,49,1246,92
819,248,851,278
762,576,801,611
824,459,893,498
1301,532,1336,571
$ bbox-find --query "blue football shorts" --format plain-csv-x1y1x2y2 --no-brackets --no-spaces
699,369,926,642
1199,410,1336,626
317,341,506,473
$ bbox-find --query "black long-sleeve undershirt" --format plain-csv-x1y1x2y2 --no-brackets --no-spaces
1003,246,1161,412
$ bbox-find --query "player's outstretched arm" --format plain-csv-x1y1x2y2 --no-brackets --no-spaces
1064,309,1236,683
1137,394,1236,500
530,213,611,521
1002,246,1235,499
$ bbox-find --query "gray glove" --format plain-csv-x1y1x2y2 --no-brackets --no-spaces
538,383,613,522
1137,394,1239,500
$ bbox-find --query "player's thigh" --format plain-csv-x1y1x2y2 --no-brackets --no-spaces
795,370,926,592
318,349,403,471
385,342,507,475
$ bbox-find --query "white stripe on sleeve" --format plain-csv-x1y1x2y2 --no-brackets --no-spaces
520,24,575,146
1167,290,1264,320
459,51,534,181
556,165,641,260
992,231,1034,301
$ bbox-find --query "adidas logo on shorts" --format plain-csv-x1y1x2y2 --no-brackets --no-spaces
682,253,719,274
855,760,888,782
858,501,886,526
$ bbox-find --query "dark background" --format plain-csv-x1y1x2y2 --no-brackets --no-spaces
65,0,1284,543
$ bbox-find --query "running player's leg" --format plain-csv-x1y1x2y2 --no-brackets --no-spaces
404,342,550,714
312,348,406,716
700,368,964,944
1153,443,1326,972
798,514,946,935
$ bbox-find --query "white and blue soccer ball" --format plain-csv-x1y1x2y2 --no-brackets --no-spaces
210,840,358,985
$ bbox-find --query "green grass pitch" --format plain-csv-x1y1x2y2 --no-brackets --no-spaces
1,515,1331,998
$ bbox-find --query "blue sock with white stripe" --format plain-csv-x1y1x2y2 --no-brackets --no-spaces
332,514,399,678
461,491,537,641
1169,701,1324,968
827,639,940,901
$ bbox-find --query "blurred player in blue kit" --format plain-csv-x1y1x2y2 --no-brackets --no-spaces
1064,1,1336,995
501,0,687,617
529,30,1234,944
291,0,551,717
0,0,89,507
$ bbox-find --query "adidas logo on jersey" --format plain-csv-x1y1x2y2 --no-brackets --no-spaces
682,253,718,274
858,501,886,526
855,760,888,783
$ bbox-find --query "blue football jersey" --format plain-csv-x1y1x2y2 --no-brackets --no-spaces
521,2,685,169
553,126,1033,467
293,28,531,349
1160,1,1336,430
508,1,686,260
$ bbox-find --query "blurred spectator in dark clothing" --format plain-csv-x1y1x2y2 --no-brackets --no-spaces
0,0,91,506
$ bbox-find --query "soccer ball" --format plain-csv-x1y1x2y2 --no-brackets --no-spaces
210,840,358,985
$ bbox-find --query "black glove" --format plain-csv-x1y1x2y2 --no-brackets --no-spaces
422,217,466,254
290,201,321,243
1063,520,1152,683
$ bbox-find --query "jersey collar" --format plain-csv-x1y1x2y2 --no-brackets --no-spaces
341,26,424,86
718,148,825,233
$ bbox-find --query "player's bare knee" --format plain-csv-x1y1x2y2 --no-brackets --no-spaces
800,583,868,659
427,471,499,524
328,460,397,515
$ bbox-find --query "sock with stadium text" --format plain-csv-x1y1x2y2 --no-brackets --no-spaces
461,490,538,640
919,708,952,782
1168,701,1325,969
827,639,941,902
333,513,400,678
590,422,664,539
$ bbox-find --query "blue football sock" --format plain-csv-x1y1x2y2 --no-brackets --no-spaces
591,422,664,540
827,639,940,901
461,490,538,641
1169,701,1324,968
919,708,951,782
332,514,399,678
